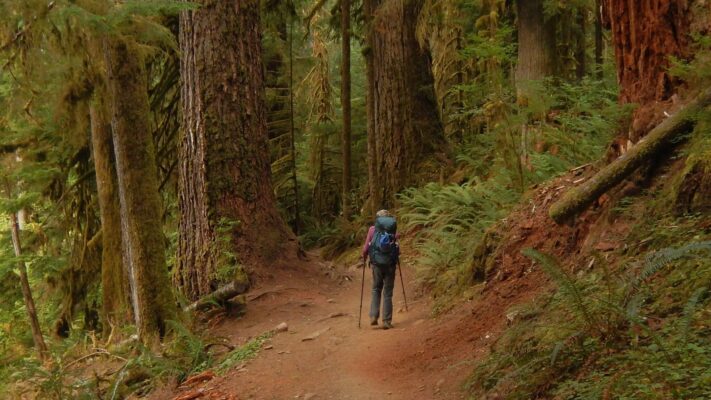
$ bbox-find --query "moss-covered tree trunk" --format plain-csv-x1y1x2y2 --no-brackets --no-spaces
103,38,176,344
602,0,689,141
549,88,711,223
8,212,48,360
368,0,445,209
176,0,295,301
89,97,131,335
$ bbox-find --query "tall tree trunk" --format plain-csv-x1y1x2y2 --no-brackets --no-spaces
340,0,352,218
602,0,689,141
8,212,48,360
594,0,604,78
575,9,587,80
288,20,301,234
368,0,445,209
176,0,296,301
103,38,176,345
364,0,378,216
89,97,131,336
515,0,557,187
515,0,557,93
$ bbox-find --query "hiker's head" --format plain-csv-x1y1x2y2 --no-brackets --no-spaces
376,209,391,218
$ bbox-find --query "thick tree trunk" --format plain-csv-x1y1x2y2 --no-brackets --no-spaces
89,98,130,335
602,0,689,141
177,0,295,301
549,88,711,223
103,38,176,344
9,212,48,360
364,0,378,216
515,0,557,95
369,0,445,209
341,0,352,217
515,0,557,186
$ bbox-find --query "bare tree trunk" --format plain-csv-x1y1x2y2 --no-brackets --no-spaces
341,0,352,218
369,0,445,209
594,0,603,78
176,0,296,301
575,9,587,80
364,0,378,216
515,0,557,92
89,97,131,336
515,0,557,186
9,212,48,360
288,20,301,234
103,37,176,345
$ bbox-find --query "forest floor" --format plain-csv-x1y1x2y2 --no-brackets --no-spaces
147,250,546,400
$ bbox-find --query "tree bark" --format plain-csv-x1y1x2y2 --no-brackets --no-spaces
575,9,587,80
515,0,557,96
601,0,689,141
549,87,711,223
594,0,603,78
341,0,352,218
103,37,176,345
9,212,48,360
288,21,301,234
176,0,296,301
369,0,446,209
89,97,131,335
183,280,249,313
364,0,378,216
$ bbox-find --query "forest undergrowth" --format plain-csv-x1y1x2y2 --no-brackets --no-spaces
1,0,710,399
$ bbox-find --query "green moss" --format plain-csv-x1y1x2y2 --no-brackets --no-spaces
216,332,273,374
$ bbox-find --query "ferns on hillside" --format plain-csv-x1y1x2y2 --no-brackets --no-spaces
471,240,711,399
399,172,519,295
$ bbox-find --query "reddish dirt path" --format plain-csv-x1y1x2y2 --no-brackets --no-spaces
150,254,493,400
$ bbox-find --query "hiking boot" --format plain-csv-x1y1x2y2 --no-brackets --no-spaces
370,318,378,326
382,321,393,330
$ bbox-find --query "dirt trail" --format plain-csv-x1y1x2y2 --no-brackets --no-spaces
151,255,491,400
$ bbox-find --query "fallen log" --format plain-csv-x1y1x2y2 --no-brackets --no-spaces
183,280,249,313
549,88,711,224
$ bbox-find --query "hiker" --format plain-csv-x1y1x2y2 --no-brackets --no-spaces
362,209,399,329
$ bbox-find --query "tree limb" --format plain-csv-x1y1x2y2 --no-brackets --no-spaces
549,87,711,224
183,280,250,313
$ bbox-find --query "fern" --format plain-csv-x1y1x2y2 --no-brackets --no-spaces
631,241,711,290
682,287,708,342
523,249,598,334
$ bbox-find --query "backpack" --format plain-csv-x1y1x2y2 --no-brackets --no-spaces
368,216,398,266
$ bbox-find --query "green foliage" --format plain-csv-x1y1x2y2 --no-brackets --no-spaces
468,234,711,399
399,173,519,302
216,332,273,374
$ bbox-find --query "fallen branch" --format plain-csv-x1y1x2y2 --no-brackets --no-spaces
549,88,711,224
184,280,249,313
64,349,127,370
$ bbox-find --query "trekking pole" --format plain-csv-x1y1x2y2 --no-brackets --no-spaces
358,258,366,328
397,260,408,312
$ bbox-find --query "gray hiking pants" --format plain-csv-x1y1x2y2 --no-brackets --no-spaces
369,263,396,322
